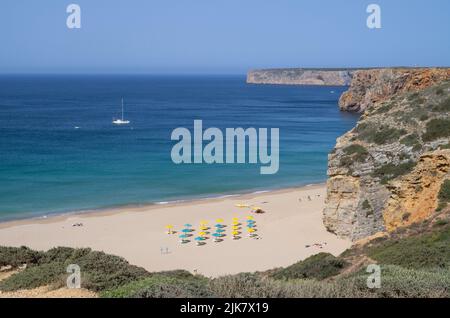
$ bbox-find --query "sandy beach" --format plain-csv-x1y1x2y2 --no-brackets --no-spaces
0,184,351,277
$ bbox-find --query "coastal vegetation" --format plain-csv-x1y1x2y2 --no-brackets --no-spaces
1,221,448,298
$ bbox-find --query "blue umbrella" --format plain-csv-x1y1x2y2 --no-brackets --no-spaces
247,224,255,228
216,229,225,233
194,237,203,241
246,219,255,223
215,223,223,227
179,234,188,238
181,228,190,233
212,233,221,237
184,223,192,227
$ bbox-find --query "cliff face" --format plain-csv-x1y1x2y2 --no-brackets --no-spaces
324,78,450,241
339,68,450,112
247,69,354,86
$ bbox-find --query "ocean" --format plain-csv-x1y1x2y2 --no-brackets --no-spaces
0,75,358,221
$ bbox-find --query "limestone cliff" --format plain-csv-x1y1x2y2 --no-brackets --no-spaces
247,68,354,86
339,68,450,112
323,79,450,241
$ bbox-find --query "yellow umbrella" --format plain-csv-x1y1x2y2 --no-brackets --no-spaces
198,231,207,236
232,225,240,230
247,228,255,233
246,216,254,220
216,218,224,223
165,225,174,234
232,217,239,221
232,220,239,225
200,226,208,231
232,230,239,235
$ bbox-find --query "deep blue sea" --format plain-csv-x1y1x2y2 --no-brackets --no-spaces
0,75,358,221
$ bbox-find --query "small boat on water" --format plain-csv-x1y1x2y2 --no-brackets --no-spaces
113,98,130,125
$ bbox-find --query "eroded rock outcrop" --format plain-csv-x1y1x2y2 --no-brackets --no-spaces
324,79,450,240
339,68,450,112
384,150,450,230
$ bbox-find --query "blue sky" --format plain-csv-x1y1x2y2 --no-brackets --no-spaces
1,0,449,74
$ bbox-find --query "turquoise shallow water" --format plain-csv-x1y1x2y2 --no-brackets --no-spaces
0,75,358,221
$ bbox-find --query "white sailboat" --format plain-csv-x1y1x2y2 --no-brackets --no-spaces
112,98,130,125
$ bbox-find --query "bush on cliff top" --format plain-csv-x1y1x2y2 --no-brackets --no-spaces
0,247,150,292
366,225,450,270
101,275,211,298
0,246,43,268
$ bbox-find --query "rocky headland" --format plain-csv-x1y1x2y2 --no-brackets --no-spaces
247,68,355,86
247,67,450,241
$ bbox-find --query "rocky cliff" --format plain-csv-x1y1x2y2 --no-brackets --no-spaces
247,68,354,86
323,78,450,241
339,68,450,112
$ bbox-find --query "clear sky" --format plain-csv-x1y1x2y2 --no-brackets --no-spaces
1,0,449,74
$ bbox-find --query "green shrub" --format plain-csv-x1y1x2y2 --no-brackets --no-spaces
434,219,449,227
399,134,420,148
362,199,371,210
0,262,66,291
422,119,450,142
0,246,43,268
209,273,367,298
356,124,407,145
348,265,450,298
101,275,212,298
0,247,150,292
438,180,450,202
366,226,450,269
343,144,369,162
270,253,347,281
432,97,450,112
372,161,416,184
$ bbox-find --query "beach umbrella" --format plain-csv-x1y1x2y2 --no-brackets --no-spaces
232,225,239,230
200,226,208,231
179,234,188,238
232,230,239,235
212,233,221,237
247,223,255,228
198,231,207,236
194,237,204,245
216,229,225,233
181,228,190,233
216,218,224,223
165,224,174,234
232,217,238,221
184,223,192,228
215,223,223,228
246,216,254,220
247,228,255,233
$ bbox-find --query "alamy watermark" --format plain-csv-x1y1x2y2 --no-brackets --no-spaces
170,120,279,174
66,4,81,29
366,264,381,289
367,4,381,29
66,264,81,289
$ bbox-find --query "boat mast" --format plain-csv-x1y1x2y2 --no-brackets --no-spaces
121,98,124,120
